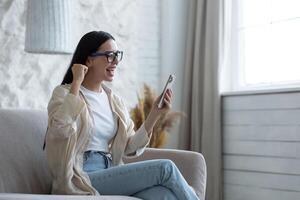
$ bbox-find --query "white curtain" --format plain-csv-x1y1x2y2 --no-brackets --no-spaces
180,0,224,199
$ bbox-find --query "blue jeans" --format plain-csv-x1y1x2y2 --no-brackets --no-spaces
83,150,199,200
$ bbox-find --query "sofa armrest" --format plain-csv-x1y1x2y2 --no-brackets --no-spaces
124,148,207,199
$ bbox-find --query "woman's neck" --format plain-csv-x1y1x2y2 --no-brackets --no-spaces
81,79,103,93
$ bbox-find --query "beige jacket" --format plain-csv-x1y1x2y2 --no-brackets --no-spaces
44,84,151,195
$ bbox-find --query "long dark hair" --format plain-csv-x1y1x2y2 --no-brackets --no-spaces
61,31,115,85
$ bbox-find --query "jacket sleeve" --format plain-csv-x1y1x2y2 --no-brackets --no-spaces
120,99,153,157
47,85,85,138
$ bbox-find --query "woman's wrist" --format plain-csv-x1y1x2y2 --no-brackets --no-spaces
144,109,160,134
70,80,81,96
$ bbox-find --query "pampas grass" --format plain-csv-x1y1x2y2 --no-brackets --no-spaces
130,84,183,148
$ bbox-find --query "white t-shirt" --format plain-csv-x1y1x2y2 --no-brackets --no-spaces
80,85,118,152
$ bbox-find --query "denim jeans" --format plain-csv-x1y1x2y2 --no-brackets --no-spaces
83,150,199,200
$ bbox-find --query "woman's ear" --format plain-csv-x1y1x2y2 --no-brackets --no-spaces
86,57,93,67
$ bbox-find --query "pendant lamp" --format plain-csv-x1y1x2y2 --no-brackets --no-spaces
25,0,74,54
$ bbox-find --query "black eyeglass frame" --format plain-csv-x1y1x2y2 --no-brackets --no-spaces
90,50,123,63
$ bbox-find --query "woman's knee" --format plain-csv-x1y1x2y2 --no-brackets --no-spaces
159,159,176,169
157,159,179,176
145,159,175,168
144,159,178,177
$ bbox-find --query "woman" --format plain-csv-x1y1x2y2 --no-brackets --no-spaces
44,31,199,200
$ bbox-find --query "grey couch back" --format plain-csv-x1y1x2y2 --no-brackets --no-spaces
0,109,52,194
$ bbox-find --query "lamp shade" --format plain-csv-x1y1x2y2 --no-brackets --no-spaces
25,0,74,54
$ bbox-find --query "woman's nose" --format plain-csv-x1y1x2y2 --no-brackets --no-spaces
112,58,119,65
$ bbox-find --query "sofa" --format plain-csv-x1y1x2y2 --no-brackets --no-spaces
0,109,206,200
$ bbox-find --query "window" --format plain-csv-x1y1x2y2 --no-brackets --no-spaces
224,0,300,92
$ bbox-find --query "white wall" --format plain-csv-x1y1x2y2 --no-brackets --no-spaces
0,0,161,109
160,0,190,149
136,0,161,92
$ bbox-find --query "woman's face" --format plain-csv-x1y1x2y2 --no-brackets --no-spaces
86,39,120,82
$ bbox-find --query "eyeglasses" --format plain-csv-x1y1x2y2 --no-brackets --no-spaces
90,50,123,63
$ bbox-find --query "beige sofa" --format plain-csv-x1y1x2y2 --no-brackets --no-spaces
0,109,206,200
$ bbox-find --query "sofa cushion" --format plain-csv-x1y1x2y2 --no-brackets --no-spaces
0,109,51,194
